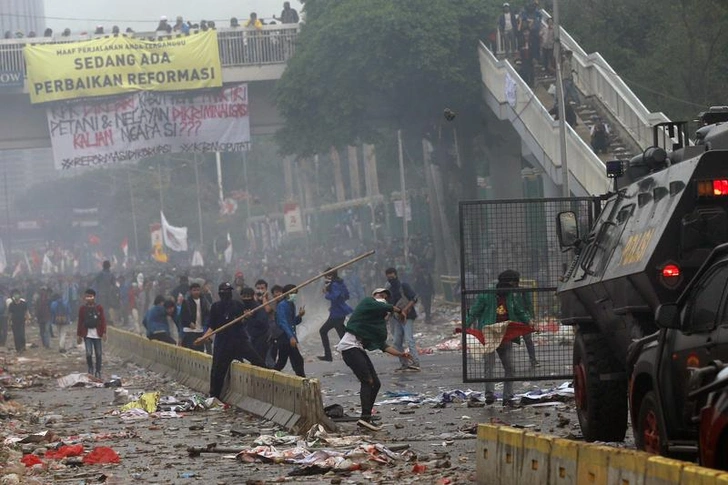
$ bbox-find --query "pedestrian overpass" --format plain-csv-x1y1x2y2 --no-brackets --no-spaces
0,25,298,150
0,18,674,197
480,16,672,196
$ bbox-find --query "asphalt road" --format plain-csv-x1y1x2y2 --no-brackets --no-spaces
0,303,634,483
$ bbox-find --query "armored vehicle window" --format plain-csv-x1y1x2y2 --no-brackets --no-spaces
685,265,728,333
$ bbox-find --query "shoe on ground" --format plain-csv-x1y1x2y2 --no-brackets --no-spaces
531,360,541,368
357,419,382,431
317,356,333,362
394,365,409,372
407,364,421,372
503,397,518,408
484,392,496,405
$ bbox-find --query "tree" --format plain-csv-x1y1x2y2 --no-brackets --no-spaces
275,0,499,155
561,0,728,122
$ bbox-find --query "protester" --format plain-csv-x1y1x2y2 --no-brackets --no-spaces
142,295,176,345
384,267,421,371
317,268,352,361
465,270,533,406
50,292,71,353
76,289,106,379
590,117,611,154
93,260,117,325
336,288,411,431
274,284,306,377
275,2,300,24
7,289,30,354
195,282,266,399
179,282,210,351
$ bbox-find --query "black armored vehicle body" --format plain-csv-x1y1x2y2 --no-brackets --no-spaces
556,108,728,449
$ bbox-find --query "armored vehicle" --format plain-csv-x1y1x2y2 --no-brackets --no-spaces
556,108,728,443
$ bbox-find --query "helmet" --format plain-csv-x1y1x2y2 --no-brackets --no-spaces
218,282,233,293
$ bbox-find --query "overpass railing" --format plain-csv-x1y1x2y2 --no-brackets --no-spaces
0,25,299,74
479,41,609,196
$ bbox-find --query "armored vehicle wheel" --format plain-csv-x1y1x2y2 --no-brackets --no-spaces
635,391,667,455
573,330,628,441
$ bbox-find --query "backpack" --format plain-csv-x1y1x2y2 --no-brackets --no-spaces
84,305,99,329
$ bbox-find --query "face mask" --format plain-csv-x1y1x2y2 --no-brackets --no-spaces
375,298,387,303
288,294,297,303
255,290,264,296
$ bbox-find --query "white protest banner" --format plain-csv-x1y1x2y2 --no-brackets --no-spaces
47,83,250,170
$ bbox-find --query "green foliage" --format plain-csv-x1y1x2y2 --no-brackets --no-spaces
276,0,499,155
561,0,728,121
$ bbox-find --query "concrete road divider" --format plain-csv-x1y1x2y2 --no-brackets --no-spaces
477,424,728,485
106,328,335,433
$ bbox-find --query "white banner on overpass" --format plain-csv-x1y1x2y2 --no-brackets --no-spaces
47,83,250,170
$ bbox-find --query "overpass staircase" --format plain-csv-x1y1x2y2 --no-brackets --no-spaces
480,16,671,196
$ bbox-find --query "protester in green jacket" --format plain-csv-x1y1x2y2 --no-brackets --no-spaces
336,288,411,431
464,270,533,406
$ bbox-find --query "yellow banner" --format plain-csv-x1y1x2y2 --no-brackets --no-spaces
24,31,222,104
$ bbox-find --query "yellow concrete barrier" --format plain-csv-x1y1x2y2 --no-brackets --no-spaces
497,427,525,484
645,456,686,485
576,444,611,485
476,424,728,485
607,449,646,485
476,424,499,485
106,327,333,433
680,465,725,485
550,437,579,484
521,432,553,485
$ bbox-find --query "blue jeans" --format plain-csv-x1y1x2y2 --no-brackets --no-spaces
84,337,103,375
39,320,51,348
391,318,420,367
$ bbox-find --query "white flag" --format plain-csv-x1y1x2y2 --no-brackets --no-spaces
160,211,188,252
224,232,233,264
41,252,54,275
191,249,204,267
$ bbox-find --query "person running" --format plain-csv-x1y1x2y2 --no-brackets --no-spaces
337,287,411,431
317,268,352,361
76,289,107,379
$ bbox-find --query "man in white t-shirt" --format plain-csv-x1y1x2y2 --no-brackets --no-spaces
179,283,210,351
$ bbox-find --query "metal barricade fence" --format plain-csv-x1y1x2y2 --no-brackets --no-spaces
459,197,600,383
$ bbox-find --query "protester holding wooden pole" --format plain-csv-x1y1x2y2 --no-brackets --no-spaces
194,250,376,346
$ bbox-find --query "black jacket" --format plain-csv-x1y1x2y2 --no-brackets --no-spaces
180,295,210,330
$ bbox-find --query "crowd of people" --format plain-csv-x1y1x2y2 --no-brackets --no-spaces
0,230,437,423
2,2,300,40
497,1,613,155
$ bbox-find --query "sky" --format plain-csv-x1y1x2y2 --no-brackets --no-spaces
43,0,304,33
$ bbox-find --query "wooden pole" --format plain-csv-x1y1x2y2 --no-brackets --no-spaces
197,250,375,341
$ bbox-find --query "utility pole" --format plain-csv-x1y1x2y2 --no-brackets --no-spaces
157,162,165,212
127,170,140,259
4,173,11,255
397,129,409,265
553,0,570,197
215,152,224,204
193,154,204,247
